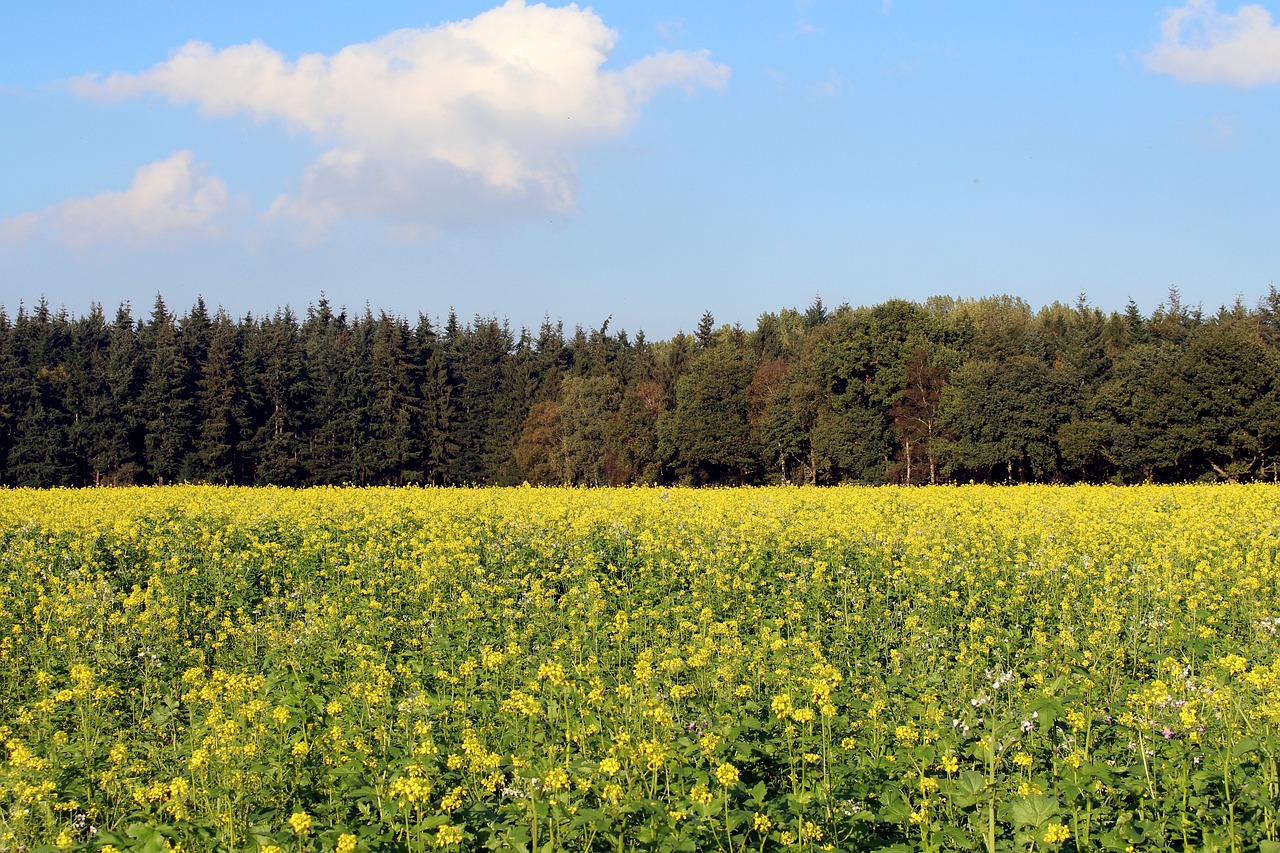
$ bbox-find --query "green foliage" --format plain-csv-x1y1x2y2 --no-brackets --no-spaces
1,290,1279,486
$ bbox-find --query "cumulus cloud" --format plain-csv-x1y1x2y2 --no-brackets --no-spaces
0,151,229,246
1145,0,1280,85
71,0,730,233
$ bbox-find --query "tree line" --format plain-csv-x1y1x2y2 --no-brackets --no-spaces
2,288,1279,488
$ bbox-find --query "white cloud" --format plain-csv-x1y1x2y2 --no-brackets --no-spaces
0,151,229,246
656,19,687,43
1145,0,1280,85
72,0,729,233
808,71,849,100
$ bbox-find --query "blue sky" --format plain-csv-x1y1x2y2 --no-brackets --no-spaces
2,1,1279,339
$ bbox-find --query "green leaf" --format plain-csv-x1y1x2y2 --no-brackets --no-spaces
942,771,988,808
1006,794,1058,828
877,788,913,824
1234,736,1261,755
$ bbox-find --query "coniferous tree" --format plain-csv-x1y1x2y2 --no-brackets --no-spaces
138,295,194,484
192,311,246,483
366,312,419,484
449,317,516,484
245,309,306,485
694,310,716,349
0,309,14,483
8,300,76,486
3,289,1280,487
413,314,458,485
300,299,352,484
65,304,112,486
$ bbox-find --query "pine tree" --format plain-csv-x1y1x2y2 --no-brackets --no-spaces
413,315,458,485
8,300,75,486
66,304,112,486
366,312,420,484
245,309,306,485
138,295,193,484
0,308,14,484
193,311,246,483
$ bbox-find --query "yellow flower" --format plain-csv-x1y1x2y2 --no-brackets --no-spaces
288,810,312,835
1044,822,1071,844
1220,654,1248,675
434,824,463,847
336,833,358,853
544,767,570,791
753,812,772,832
441,786,466,812
713,762,739,787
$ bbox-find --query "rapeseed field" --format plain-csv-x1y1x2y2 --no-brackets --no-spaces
2,485,1279,852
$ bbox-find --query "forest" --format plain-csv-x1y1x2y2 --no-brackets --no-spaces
1,287,1278,488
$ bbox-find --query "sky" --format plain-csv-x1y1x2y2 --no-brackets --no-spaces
2,1,1279,339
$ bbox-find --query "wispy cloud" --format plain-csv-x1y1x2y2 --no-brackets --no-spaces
0,151,229,246
71,0,729,236
1200,112,1240,147
657,18,687,43
1145,0,1280,85
808,70,849,100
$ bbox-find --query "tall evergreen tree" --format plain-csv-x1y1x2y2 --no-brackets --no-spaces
65,304,113,486
192,311,247,483
449,317,517,484
0,309,14,483
366,312,420,484
413,314,458,485
245,309,307,485
8,300,75,486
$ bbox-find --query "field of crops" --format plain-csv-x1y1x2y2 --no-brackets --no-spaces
2,485,1279,852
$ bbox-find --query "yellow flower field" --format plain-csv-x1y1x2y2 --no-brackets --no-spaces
1,485,1279,851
